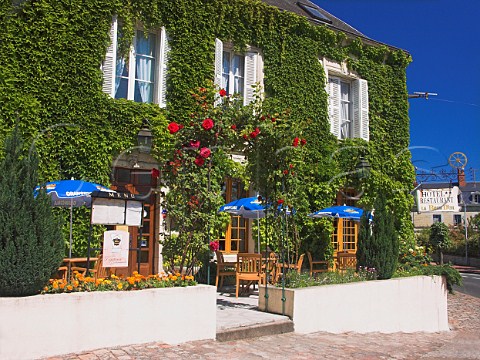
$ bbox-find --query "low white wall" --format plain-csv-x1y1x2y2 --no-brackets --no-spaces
0,285,216,360
259,276,448,334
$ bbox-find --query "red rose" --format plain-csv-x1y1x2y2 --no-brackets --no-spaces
231,124,237,130
283,170,289,175
219,89,227,97
289,164,294,169
242,134,248,140
194,156,205,166
151,168,160,178
168,122,181,134
292,137,299,147
202,118,214,130
300,138,307,146
260,115,266,121
209,241,220,252
199,147,211,158
250,131,257,139
277,199,284,205
271,117,276,122
190,140,200,149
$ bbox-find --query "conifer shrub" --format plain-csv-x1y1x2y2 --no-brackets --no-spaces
357,192,399,279
0,128,64,297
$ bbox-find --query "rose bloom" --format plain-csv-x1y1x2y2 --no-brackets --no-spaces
277,199,284,204
151,168,160,178
231,124,237,130
199,147,211,158
168,122,181,134
292,137,299,147
194,156,205,166
219,89,227,97
190,140,200,148
300,138,307,146
283,170,289,175
202,118,214,130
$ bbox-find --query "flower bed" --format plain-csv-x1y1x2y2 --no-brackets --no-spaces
0,283,216,359
259,275,448,334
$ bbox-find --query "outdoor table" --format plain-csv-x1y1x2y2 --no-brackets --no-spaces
62,257,99,279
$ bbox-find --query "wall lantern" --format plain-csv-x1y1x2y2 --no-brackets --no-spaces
137,119,153,154
356,156,371,180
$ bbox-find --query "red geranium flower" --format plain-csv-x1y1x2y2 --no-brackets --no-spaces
199,147,211,158
151,168,160,178
168,122,181,134
202,118,214,130
219,89,227,97
194,156,205,166
190,140,200,149
292,137,299,147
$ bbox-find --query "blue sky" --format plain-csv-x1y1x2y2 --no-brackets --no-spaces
313,0,480,182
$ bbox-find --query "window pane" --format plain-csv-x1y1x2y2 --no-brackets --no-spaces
222,52,230,93
135,31,156,103
232,54,244,95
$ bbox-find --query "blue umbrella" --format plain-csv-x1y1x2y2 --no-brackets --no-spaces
35,179,113,258
308,205,369,221
219,196,266,253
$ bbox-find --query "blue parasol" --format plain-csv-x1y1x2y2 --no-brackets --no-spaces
35,179,113,258
219,196,266,253
308,205,370,221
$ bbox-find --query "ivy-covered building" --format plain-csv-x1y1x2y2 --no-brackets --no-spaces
1,0,415,275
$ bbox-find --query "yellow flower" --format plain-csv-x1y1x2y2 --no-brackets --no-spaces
117,283,123,290
171,276,177,281
127,277,135,285
52,281,59,289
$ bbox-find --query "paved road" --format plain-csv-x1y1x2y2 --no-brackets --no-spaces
45,291,480,360
454,273,480,298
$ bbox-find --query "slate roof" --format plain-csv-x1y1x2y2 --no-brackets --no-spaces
261,0,404,51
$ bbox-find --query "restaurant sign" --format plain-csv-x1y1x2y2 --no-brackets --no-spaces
416,187,460,212
103,230,129,267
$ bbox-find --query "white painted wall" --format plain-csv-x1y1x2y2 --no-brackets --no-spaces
259,275,448,334
0,285,216,360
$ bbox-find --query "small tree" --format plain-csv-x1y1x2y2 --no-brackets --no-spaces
357,192,398,279
429,222,451,265
0,127,64,297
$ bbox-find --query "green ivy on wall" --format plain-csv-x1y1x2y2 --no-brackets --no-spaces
0,0,415,257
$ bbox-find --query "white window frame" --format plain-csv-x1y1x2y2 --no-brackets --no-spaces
102,17,169,107
323,58,369,141
214,39,263,106
433,214,442,223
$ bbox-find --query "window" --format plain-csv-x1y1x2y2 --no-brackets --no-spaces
433,214,442,223
471,193,480,203
214,39,263,105
327,75,369,140
454,214,462,226
218,178,248,254
102,17,169,107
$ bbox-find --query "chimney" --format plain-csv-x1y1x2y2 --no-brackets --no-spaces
457,168,466,187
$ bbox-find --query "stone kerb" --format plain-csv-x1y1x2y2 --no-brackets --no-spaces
0,285,216,360
259,275,448,334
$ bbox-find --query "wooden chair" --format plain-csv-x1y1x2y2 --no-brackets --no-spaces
236,253,265,298
336,251,357,271
275,253,305,283
307,251,328,277
262,252,278,284
215,250,236,289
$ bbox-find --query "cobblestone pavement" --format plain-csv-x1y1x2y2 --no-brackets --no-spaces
46,292,480,360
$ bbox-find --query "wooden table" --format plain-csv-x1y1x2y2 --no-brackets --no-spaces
62,257,99,279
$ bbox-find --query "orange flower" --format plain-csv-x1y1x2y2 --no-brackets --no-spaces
66,285,73,291
44,286,49,291
59,283,66,290
52,281,59,289
117,283,123,290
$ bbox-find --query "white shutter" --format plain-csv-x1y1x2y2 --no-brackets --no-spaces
244,52,257,105
353,79,369,141
328,77,341,139
214,38,223,89
158,27,170,108
102,16,117,97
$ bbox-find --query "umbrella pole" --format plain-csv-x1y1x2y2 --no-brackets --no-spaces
257,214,260,254
69,199,73,259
